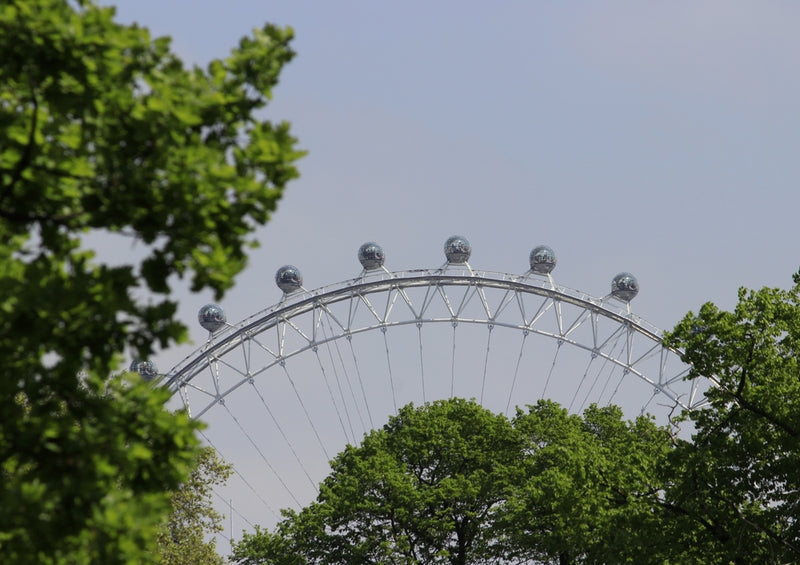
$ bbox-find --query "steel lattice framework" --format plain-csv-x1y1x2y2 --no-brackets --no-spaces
166,267,706,423
160,251,715,541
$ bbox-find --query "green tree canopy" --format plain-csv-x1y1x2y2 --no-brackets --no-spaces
0,0,303,561
504,402,674,564
663,271,800,563
157,447,233,565
228,277,800,565
231,398,673,565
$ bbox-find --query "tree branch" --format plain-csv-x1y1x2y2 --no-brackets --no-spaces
0,85,39,205
0,207,86,228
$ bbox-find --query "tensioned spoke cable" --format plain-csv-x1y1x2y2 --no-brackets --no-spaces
479,325,494,404
281,361,331,461
597,341,627,405
347,334,374,430
568,354,597,412
540,341,562,400
198,429,281,519
382,327,398,414
313,346,353,445
417,323,426,404
605,367,630,406
505,330,529,416
320,314,366,435
580,334,625,412
450,322,457,398
212,489,256,529
606,328,636,406
250,380,319,493
213,529,232,544
220,403,302,508
639,389,658,416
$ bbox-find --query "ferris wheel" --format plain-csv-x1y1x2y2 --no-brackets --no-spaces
147,236,708,546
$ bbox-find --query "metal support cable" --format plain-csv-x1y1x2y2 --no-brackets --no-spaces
569,354,597,412
417,323,427,404
313,346,353,445
347,334,374,430
321,313,367,435
198,429,280,520
505,330,529,416
480,325,494,404
450,322,457,398
540,341,562,400
382,327,398,414
250,380,319,493
281,362,330,461
579,333,624,413
221,403,302,507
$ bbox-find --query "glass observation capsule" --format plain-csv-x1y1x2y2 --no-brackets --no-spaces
358,242,385,270
275,265,303,293
611,272,639,302
444,235,472,264
129,359,158,381
198,303,227,332
529,245,557,274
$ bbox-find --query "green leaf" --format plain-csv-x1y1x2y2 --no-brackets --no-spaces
0,1,301,562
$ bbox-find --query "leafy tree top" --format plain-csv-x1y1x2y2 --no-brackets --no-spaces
0,1,303,562
1,0,304,385
231,398,673,565
663,270,800,562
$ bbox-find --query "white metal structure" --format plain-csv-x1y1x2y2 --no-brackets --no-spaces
162,239,707,544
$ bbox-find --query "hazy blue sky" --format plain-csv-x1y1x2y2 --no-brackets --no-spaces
106,1,800,335
103,0,800,549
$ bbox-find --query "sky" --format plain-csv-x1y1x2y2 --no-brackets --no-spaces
102,0,800,553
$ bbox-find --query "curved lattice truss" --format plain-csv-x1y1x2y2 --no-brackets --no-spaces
167,267,702,419
163,259,711,538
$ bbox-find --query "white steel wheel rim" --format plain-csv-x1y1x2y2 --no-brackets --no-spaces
163,263,707,545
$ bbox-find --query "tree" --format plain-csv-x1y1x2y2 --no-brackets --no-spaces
233,398,528,565
0,0,303,561
503,401,674,564
2,372,201,564
662,271,800,564
231,274,800,565
231,398,673,564
157,447,233,565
